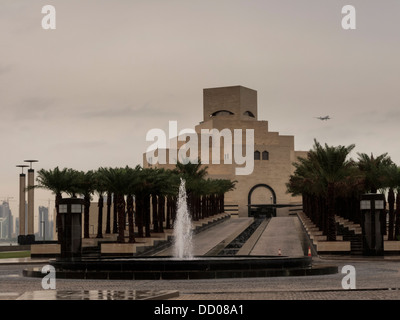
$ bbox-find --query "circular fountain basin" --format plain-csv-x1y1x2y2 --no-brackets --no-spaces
24,255,337,280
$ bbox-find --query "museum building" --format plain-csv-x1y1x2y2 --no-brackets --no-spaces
143,85,307,217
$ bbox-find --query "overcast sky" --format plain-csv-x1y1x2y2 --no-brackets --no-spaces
1,1,400,227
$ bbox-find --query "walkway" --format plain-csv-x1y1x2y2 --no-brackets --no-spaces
250,217,306,256
154,217,254,256
154,214,309,258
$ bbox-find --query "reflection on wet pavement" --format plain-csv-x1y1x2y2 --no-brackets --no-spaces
17,290,179,300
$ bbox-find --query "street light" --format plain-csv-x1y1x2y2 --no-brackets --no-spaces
24,160,38,244
16,165,29,245
360,193,385,256
58,197,84,260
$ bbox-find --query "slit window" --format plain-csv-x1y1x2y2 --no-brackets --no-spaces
243,111,255,118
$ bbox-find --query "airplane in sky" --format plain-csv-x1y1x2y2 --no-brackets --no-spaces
315,116,331,121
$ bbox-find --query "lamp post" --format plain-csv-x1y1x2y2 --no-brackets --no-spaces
16,165,29,245
360,193,385,256
58,197,84,260
24,160,38,244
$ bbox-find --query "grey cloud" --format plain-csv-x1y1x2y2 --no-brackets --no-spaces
50,139,108,151
79,103,179,119
0,64,12,75
11,96,58,121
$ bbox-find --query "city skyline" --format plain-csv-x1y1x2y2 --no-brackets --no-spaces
0,200,54,241
1,1,400,219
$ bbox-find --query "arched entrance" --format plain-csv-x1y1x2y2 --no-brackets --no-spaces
247,184,277,217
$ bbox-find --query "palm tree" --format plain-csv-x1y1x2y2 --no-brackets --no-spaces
357,152,394,237
134,167,151,237
124,165,142,243
174,159,208,219
75,170,96,239
147,168,179,232
214,179,237,214
99,167,130,243
287,149,328,232
395,174,400,240
35,167,77,243
381,164,400,240
287,139,356,240
105,191,112,234
174,159,208,180
357,153,393,193
93,169,108,239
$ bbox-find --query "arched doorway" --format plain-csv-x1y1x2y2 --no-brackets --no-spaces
247,184,277,217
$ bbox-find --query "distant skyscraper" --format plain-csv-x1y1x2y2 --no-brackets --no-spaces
0,201,13,239
38,206,50,241
38,206,54,240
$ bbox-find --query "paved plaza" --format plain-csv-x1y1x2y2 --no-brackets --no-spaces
2,216,400,301
2,257,400,300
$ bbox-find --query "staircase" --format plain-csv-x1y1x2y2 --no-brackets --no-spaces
82,245,101,258
335,217,363,255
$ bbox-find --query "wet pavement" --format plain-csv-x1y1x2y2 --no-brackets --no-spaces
155,217,254,256
250,217,305,256
2,215,400,301
17,289,179,300
2,258,400,300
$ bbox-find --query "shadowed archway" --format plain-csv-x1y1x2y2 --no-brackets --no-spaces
247,184,277,217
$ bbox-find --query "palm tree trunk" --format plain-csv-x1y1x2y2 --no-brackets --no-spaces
117,194,126,243
327,183,337,241
127,194,135,243
388,188,395,240
394,192,400,240
113,195,118,234
84,194,91,239
105,191,111,234
166,195,173,229
135,195,144,238
144,194,151,237
96,194,104,238
55,193,62,243
158,195,165,232
152,195,159,233
201,195,206,218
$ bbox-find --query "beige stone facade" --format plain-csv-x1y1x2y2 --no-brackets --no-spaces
144,86,307,217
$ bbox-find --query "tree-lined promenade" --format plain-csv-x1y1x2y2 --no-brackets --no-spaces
34,161,236,244
287,139,400,242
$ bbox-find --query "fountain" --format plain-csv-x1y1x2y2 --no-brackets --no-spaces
173,179,193,259
24,178,338,280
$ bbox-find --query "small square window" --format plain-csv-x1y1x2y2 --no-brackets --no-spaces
360,200,370,210
375,200,384,210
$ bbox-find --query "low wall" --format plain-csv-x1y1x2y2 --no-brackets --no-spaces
0,245,30,252
30,244,60,257
315,241,351,254
101,243,150,256
384,241,400,254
